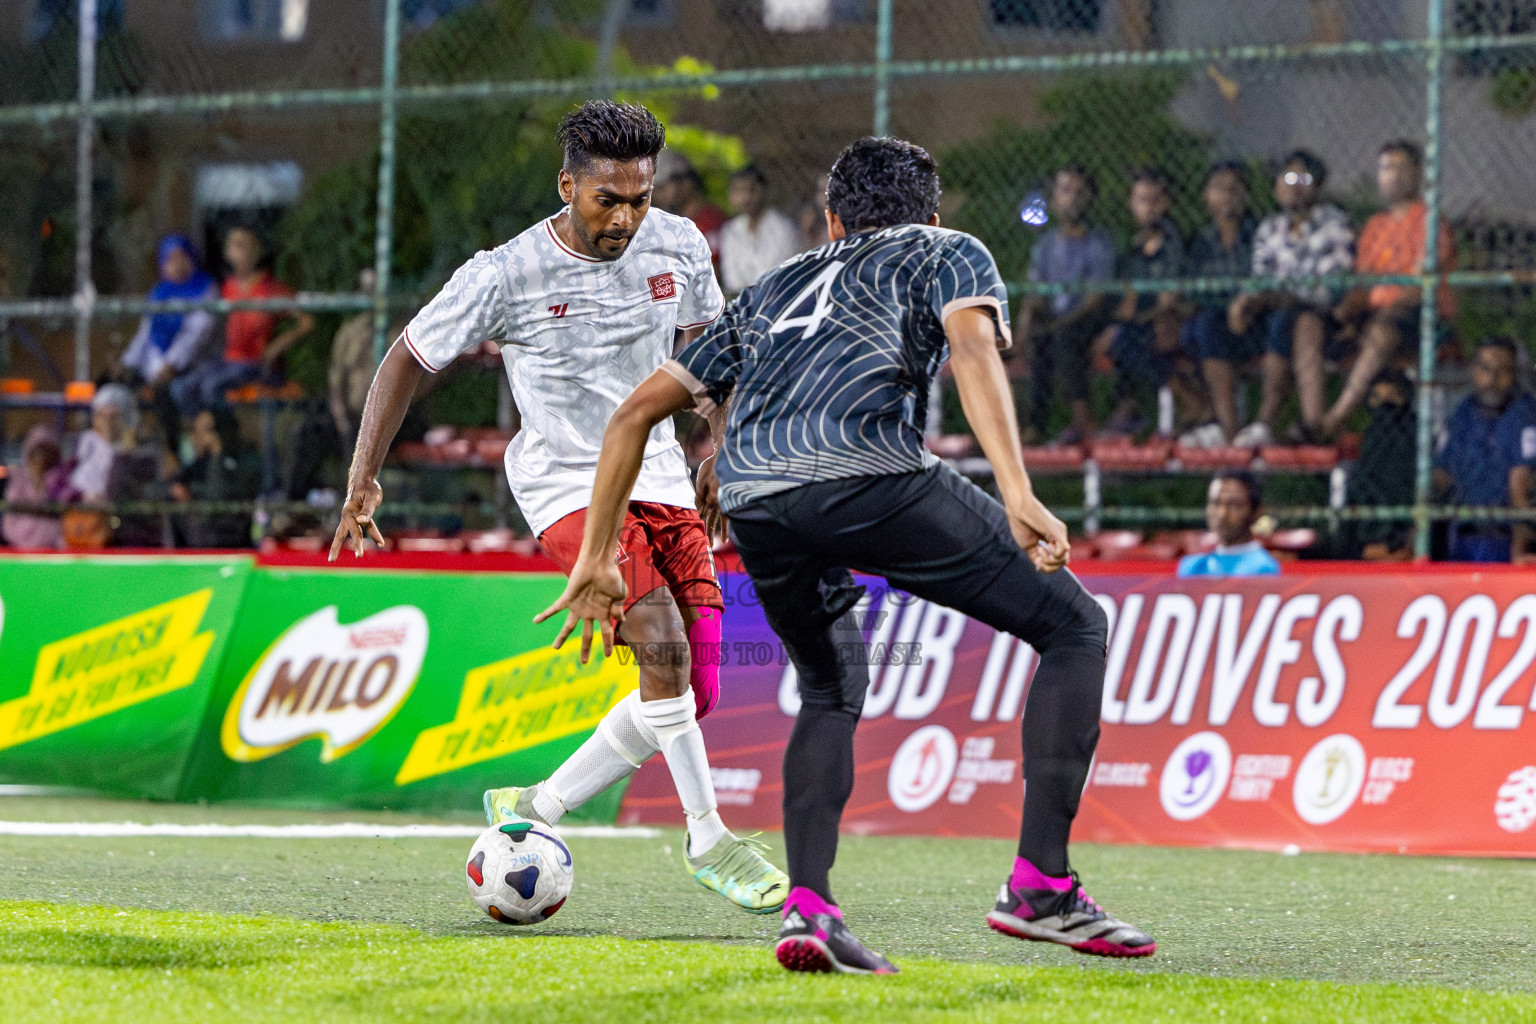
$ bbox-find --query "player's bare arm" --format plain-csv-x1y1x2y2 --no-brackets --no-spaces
328,337,424,560
694,385,731,539
534,369,694,659
944,305,1069,572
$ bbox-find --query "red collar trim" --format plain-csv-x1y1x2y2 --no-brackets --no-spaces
545,216,602,263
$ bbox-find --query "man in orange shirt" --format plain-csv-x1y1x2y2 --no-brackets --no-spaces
1319,140,1454,439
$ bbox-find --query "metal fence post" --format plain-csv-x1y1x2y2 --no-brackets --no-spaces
73,0,97,382
874,0,893,136
373,0,403,364
1414,0,1446,558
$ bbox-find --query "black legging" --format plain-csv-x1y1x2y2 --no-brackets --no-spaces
729,464,1107,901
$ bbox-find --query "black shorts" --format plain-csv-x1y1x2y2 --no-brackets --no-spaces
727,464,1106,715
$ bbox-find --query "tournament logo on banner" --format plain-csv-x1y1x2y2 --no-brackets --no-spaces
620,568,1536,857
1158,732,1231,821
221,605,428,763
888,725,958,812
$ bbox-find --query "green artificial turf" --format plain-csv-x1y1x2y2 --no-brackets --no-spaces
1,796,1535,1021
0,901,1532,1024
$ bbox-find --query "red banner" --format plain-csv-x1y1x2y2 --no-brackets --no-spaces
618,565,1536,857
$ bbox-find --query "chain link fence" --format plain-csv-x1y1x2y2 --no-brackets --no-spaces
1,0,1534,556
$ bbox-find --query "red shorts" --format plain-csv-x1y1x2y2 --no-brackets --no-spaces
538,502,723,614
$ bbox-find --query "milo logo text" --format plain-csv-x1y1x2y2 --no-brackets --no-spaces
222,605,428,763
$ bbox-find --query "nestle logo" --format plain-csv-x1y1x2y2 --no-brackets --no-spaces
647,273,676,301
349,626,407,649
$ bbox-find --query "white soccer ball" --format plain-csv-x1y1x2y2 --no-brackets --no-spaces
1495,766,1536,834
465,821,574,924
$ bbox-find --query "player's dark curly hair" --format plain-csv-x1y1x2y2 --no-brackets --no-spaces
556,101,666,173
825,137,941,232
1213,469,1263,509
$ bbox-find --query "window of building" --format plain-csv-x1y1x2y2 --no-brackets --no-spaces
762,0,868,33
989,0,1102,33
28,0,125,44
199,0,308,43
398,0,479,30
627,0,676,28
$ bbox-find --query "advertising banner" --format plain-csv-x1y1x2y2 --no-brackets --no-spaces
178,567,638,817
619,567,1536,857
0,555,251,799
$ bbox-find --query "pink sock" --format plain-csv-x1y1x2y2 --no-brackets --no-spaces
783,886,842,920
1010,857,1073,893
687,607,723,719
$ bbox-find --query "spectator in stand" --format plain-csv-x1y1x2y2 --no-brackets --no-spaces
719,165,802,295
799,172,832,252
1434,336,1536,562
1101,167,1190,437
2,425,67,549
62,383,166,546
329,267,409,458
1339,370,1416,560
1177,470,1281,577
652,151,727,267
1178,162,1259,448
170,406,262,548
1019,165,1115,445
1220,150,1354,448
120,234,218,442
67,383,141,502
1318,140,1456,439
171,227,314,412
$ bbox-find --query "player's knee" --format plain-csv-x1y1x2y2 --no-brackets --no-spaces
1038,589,1108,656
637,662,690,702
796,663,868,719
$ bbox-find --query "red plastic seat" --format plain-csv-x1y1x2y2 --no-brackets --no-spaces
1174,445,1255,470
1091,439,1173,471
926,434,977,459
1265,527,1318,552
1022,445,1086,469
1259,445,1338,470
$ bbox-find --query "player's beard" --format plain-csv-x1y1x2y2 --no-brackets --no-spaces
574,219,635,262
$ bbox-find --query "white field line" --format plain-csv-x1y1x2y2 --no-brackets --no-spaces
0,821,660,840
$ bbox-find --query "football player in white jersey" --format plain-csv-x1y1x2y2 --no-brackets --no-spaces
330,101,787,914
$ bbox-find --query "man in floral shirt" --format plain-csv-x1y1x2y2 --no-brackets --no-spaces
1217,150,1354,447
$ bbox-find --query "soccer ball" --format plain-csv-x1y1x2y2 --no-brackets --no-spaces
465,821,574,924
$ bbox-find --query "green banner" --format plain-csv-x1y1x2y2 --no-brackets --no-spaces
0,555,251,800
177,567,639,818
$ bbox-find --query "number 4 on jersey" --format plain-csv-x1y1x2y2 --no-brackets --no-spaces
769,261,845,340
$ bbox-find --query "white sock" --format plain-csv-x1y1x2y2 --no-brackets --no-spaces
635,692,729,856
541,692,660,823
531,786,567,825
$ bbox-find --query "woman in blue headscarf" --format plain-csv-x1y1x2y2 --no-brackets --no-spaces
120,234,217,441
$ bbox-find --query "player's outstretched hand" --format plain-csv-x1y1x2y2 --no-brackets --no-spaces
1008,494,1070,574
328,479,386,561
533,556,627,664
695,453,725,540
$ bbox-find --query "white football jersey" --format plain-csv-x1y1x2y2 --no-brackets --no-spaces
402,208,724,536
